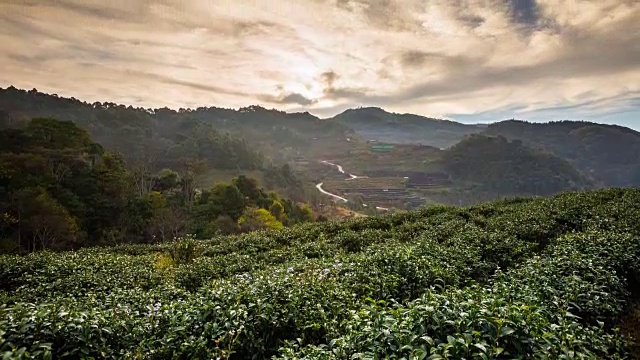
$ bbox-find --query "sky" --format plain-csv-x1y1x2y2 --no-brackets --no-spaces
0,0,639,129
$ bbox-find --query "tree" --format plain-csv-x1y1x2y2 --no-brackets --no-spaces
207,183,246,221
238,207,283,232
26,118,93,150
149,205,189,242
269,200,285,221
179,159,207,209
27,189,79,251
155,168,180,192
232,175,262,204
212,215,239,236
296,203,314,222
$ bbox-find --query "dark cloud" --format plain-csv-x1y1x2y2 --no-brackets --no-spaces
392,51,484,82
320,71,338,88
258,71,369,106
231,20,282,37
399,51,430,68
457,14,486,29
279,93,316,105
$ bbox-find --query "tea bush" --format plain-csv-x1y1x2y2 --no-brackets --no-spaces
0,188,639,359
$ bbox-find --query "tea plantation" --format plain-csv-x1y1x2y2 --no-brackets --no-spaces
1,188,639,359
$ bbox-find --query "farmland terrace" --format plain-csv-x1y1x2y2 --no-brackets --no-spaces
337,187,426,208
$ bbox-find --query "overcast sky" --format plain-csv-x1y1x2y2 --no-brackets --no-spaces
1,0,638,129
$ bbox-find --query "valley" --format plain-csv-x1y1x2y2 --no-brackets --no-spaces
3,86,640,216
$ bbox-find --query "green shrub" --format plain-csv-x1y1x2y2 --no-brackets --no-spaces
0,189,639,358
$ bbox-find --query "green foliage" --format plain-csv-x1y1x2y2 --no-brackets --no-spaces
168,236,199,265
485,120,640,187
269,200,286,221
437,134,592,202
238,207,284,232
155,236,200,277
0,119,133,251
207,183,246,221
0,118,315,252
0,189,638,358
154,169,180,192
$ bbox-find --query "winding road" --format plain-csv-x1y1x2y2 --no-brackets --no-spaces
316,160,387,210
315,182,348,202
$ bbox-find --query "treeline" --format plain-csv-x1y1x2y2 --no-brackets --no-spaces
0,118,314,254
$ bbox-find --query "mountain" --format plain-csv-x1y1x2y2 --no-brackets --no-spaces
0,87,326,204
484,120,640,188
429,134,593,203
0,87,352,164
3,85,640,210
330,107,484,148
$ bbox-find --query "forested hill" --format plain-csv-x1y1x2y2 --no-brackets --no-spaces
0,118,316,253
434,134,593,201
330,107,483,148
0,86,352,165
485,120,640,188
0,87,263,171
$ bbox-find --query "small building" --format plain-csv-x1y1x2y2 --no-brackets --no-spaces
371,145,394,152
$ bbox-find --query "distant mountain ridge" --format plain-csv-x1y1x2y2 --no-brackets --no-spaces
329,107,484,149
2,85,639,191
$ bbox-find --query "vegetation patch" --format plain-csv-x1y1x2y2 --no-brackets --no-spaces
0,189,639,358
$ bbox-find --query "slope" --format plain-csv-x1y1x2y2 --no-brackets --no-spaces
1,188,639,358
431,134,593,202
0,87,353,164
485,120,640,187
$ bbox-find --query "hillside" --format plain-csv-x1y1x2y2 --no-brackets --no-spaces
0,87,352,163
0,119,316,253
0,87,334,203
1,188,639,358
330,107,483,148
3,86,640,212
0,87,264,170
433,134,593,202
485,120,640,188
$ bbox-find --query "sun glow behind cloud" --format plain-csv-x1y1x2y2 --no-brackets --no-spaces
0,0,638,128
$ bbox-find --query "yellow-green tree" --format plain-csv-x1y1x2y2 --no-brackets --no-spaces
238,207,283,232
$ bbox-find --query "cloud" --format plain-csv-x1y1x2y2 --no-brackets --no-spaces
318,70,368,100
124,70,254,98
0,0,637,128
258,90,317,106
